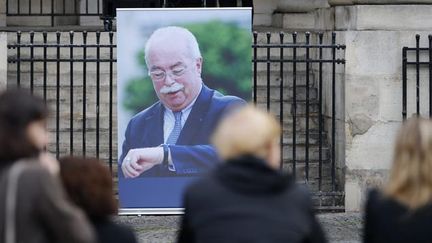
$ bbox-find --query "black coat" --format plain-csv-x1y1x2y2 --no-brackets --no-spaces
364,189,432,243
177,156,327,243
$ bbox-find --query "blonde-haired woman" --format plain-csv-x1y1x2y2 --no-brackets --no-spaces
177,106,326,243
364,117,432,243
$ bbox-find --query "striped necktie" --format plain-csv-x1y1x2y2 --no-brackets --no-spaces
166,111,182,144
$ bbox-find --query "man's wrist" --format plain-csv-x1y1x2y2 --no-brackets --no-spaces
160,144,169,166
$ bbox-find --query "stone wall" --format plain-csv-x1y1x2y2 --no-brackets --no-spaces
269,1,432,211
334,4,432,211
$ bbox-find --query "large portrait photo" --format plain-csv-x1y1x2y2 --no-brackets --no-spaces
117,8,252,211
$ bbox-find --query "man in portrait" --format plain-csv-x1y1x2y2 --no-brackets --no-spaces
119,26,245,178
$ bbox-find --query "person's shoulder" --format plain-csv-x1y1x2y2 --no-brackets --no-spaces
365,188,391,215
184,172,219,199
211,89,246,105
366,188,385,205
128,102,161,124
286,183,314,207
17,159,50,177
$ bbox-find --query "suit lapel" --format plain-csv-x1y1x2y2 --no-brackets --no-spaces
176,85,214,145
141,103,164,146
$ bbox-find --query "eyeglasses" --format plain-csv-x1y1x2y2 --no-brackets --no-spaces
149,65,187,81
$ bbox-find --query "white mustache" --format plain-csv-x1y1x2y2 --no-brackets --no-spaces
159,83,184,94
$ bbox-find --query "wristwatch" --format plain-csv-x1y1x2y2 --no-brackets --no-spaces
161,144,169,167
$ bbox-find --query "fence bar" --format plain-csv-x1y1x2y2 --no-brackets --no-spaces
429,35,432,118
29,0,32,14
51,0,54,26
70,31,74,155
17,31,21,87
86,0,89,14
30,31,34,94
18,0,20,14
266,32,271,111
292,32,297,179
416,34,420,116
56,31,61,158
253,32,257,104
109,31,114,171
96,31,101,159
318,32,323,191
279,31,284,170
402,47,407,120
83,31,88,156
63,0,66,14
305,32,310,182
43,32,47,102
331,32,336,191
40,0,42,14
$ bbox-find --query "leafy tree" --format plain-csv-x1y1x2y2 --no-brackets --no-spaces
123,20,251,114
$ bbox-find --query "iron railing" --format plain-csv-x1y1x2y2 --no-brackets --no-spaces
253,31,345,210
402,34,432,120
6,0,104,27
7,30,345,211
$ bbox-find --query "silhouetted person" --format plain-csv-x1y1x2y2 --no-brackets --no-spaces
364,117,432,243
177,106,327,243
59,157,137,243
0,89,95,243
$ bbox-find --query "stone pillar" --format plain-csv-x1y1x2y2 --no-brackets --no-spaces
79,0,103,26
337,4,432,211
0,32,7,91
6,0,78,26
272,0,332,31
253,0,278,26
329,0,432,5
277,0,329,12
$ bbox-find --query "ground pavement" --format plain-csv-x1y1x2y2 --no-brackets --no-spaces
116,212,362,243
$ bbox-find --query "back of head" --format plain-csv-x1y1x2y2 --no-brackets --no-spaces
0,89,48,166
211,105,281,167
386,117,432,209
59,157,117,219
144,26,202,65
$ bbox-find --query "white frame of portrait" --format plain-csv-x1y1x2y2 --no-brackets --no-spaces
117,7,252,215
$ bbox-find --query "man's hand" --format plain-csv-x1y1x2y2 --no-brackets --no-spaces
121,147,164,178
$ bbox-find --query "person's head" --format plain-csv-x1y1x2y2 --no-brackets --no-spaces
385,117,432,209
0,89,49,166
59,157,117,219
144,26,203,112
211,105,281,169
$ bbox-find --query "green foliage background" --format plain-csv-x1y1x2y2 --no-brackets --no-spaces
123,21,252,114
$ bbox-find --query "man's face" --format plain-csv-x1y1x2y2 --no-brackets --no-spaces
147,40,202,112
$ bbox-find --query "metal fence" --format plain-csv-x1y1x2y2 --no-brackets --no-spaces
402,34,432,120
7,30,345,211
6,0,104,26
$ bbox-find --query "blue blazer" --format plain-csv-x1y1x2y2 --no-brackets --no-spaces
119,85,245,177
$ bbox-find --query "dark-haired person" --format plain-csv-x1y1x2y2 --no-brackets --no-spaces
59,157,137,243
0,89,95,243
364,118,432,243
177,106,326,243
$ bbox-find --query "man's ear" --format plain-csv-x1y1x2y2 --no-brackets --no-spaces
195,58,203,75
